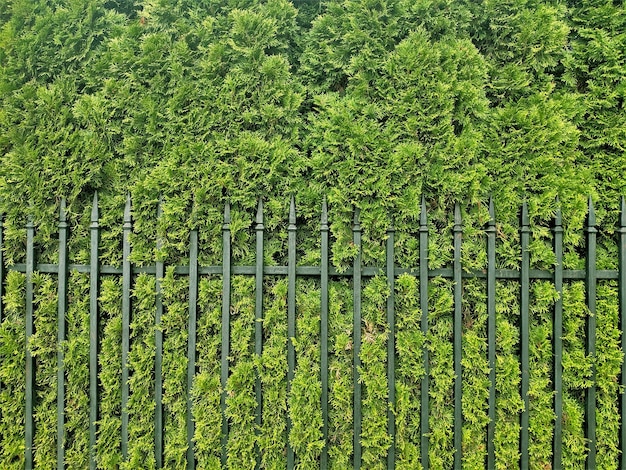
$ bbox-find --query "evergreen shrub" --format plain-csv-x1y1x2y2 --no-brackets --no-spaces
1,0,625,467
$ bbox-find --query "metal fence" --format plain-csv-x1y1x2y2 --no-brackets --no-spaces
2,193,626,470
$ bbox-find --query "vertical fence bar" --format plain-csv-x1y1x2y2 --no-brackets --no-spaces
453,203,462,470
255,200,264,469
618,196,626,468
321,198,329,470
287,197,297,469
121,195,132,460
553,202,563,470
386,221,395,470
57,200,68,470
486,197,496,470
520,202,530,470
155,200,164,469
586,197,597,470
25,215,35,470
89,192,99,470
353,208,362,470
419,196,429,470
221,203,231,469
187,227,199,470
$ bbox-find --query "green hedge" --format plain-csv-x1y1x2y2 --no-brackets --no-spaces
1,0,626,468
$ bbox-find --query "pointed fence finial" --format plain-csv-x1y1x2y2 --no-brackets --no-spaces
588,196,596,227
124,194,132,226
59,198,67,224
223,201,231,228
256,199,264,233
554,197,562,228
353,206,361,230
420,195,427,227
521,201,529,227
156,196,163,253
289,196,296,227
454,202,462,232
321,197,328,229
91,192,99,225
488,196,495,226
256,199,264,226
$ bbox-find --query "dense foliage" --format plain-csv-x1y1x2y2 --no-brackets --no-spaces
0,0,625,468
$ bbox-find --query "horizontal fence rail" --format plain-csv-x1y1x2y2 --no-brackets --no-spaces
1,194,626,469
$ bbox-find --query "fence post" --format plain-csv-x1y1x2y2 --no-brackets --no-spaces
320,198,329,470
187,225,199,470
155,199,164,469
220,202,231,469
553,201,563,470
57,200,69,470
486,197,496,470
386,218,395,470
287,196,297,469
520,202,530,470
25,214,35,470
353,207,363,470
618,196,626,468
121,195,132,460
586,197,597,470
453,203,462,470
419,196,429,470
255,200,264,470
89,192,99,470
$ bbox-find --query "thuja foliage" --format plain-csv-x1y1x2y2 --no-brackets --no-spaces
31,273,58,468
289,280,324,466
192,277,222,468
160,268,189,467
96,277,123,468
63,273,91,468
0,0,625,468
124,273,157,469
394,274,423,468
225,276,257,469
0,272,25,469
258,279,289,468
461,278,489,469
326,281,354,468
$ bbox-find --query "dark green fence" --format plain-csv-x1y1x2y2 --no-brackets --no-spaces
2,194,626,469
